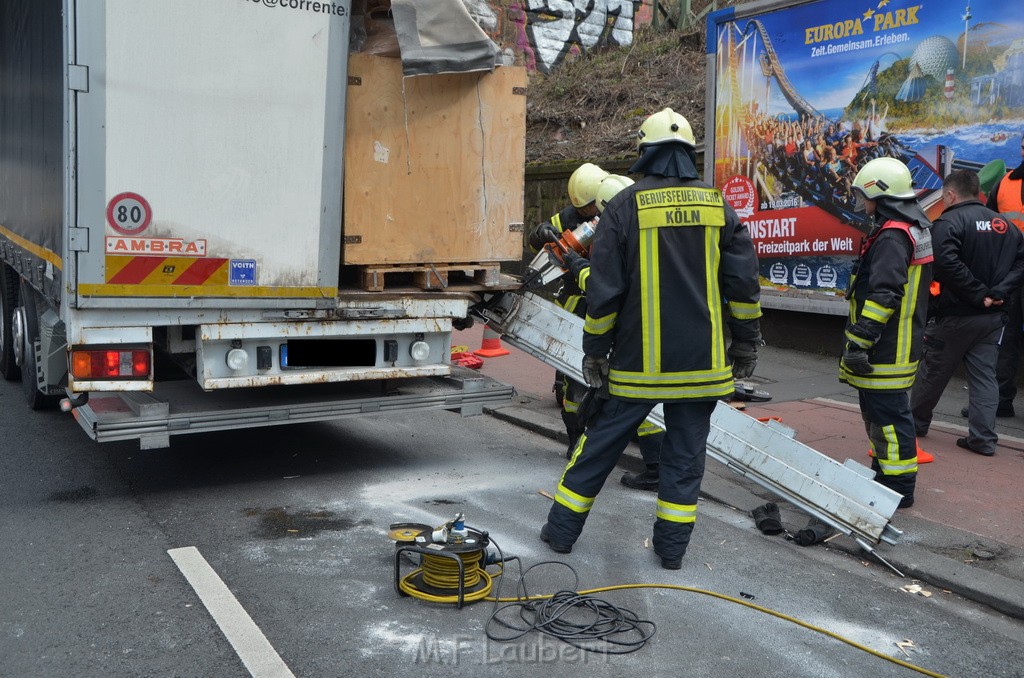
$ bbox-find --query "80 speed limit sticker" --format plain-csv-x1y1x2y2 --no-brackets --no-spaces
106,192,153,235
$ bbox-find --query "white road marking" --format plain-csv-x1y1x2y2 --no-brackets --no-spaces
168,546,295,678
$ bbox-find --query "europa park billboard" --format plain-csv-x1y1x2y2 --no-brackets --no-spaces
706,0,1024,312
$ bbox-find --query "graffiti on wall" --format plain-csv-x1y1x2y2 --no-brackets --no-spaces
517,0,641,73
461,0,500,33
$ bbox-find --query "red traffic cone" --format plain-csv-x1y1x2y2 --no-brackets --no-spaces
473,326,510,357
867,442,933,464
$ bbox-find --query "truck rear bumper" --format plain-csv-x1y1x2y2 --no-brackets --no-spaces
70,368,513,449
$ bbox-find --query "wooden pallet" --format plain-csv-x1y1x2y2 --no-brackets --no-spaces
358,262,501,292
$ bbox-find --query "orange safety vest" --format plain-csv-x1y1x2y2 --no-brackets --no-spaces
996,172,1024,232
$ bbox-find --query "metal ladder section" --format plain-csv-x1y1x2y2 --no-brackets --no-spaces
475,292,904,561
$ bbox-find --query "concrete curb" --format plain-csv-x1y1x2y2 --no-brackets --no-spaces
486,399,1024,622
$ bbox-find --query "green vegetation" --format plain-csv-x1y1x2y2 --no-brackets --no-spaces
526,26,707,165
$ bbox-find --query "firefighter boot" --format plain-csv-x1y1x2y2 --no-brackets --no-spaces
620,464,660,491
539,524,572,554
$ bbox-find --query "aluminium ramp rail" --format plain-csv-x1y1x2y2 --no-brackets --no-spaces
72,370,514,450
475,291,903,562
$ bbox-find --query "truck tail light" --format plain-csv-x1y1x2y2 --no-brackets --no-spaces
71,348,151,380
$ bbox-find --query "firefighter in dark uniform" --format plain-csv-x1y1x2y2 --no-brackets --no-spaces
529,162,609,457
530,166,668,469
843,157,934,508
539,108,763,569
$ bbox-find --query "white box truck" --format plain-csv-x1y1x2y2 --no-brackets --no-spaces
0,0,524,447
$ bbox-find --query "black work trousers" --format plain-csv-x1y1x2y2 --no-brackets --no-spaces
859,389,918,501
911,313,1004,454
562,376,665,464
543,398,716,561
996,291,1023,409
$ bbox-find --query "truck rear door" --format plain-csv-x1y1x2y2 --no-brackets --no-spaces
70,0,350,308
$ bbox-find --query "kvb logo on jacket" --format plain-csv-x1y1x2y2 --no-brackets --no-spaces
976,217,1010,233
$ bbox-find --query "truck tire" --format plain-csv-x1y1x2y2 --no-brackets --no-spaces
0,265,21,381
17,281,59,410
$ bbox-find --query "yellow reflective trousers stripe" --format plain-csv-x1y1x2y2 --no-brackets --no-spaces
656,499,697,523
555,436,595,513
637,420,663,436
872,424,918,476
555,483,594,513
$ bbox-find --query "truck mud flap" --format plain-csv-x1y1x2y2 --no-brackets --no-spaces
71,369,513,450
474,292,903,548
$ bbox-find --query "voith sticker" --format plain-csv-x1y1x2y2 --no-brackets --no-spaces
229,260,257,286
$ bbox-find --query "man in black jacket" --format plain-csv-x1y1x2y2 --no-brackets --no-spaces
911,170,1024,456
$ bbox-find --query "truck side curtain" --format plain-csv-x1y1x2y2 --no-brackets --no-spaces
0,0,64,266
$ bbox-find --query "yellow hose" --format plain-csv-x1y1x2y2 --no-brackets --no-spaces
399,550,494,604
487,583,948,678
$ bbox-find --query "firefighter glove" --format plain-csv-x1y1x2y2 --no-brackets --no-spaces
561,248,590,280
728,340,758,380
842,344,874,375
582,355,609,390
751,502,784,536
529,223,561,251
794,520,834,546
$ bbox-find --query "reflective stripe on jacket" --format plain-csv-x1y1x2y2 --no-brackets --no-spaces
583,176,761,402
841,221,933,391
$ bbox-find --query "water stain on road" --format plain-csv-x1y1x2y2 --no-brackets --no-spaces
48,486,98,502
243,506,371,539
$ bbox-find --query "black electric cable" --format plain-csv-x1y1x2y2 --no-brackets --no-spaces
396,527,946,676
483,539,655,655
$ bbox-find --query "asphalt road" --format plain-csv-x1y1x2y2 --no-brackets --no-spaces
2,378,1023,677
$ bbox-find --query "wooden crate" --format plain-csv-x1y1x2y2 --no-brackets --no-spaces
342,54,526,266
358,262,501,292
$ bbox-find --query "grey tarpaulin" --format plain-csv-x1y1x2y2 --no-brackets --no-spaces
391,0,498,76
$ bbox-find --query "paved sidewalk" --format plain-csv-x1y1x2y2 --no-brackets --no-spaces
454,322,1024,620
